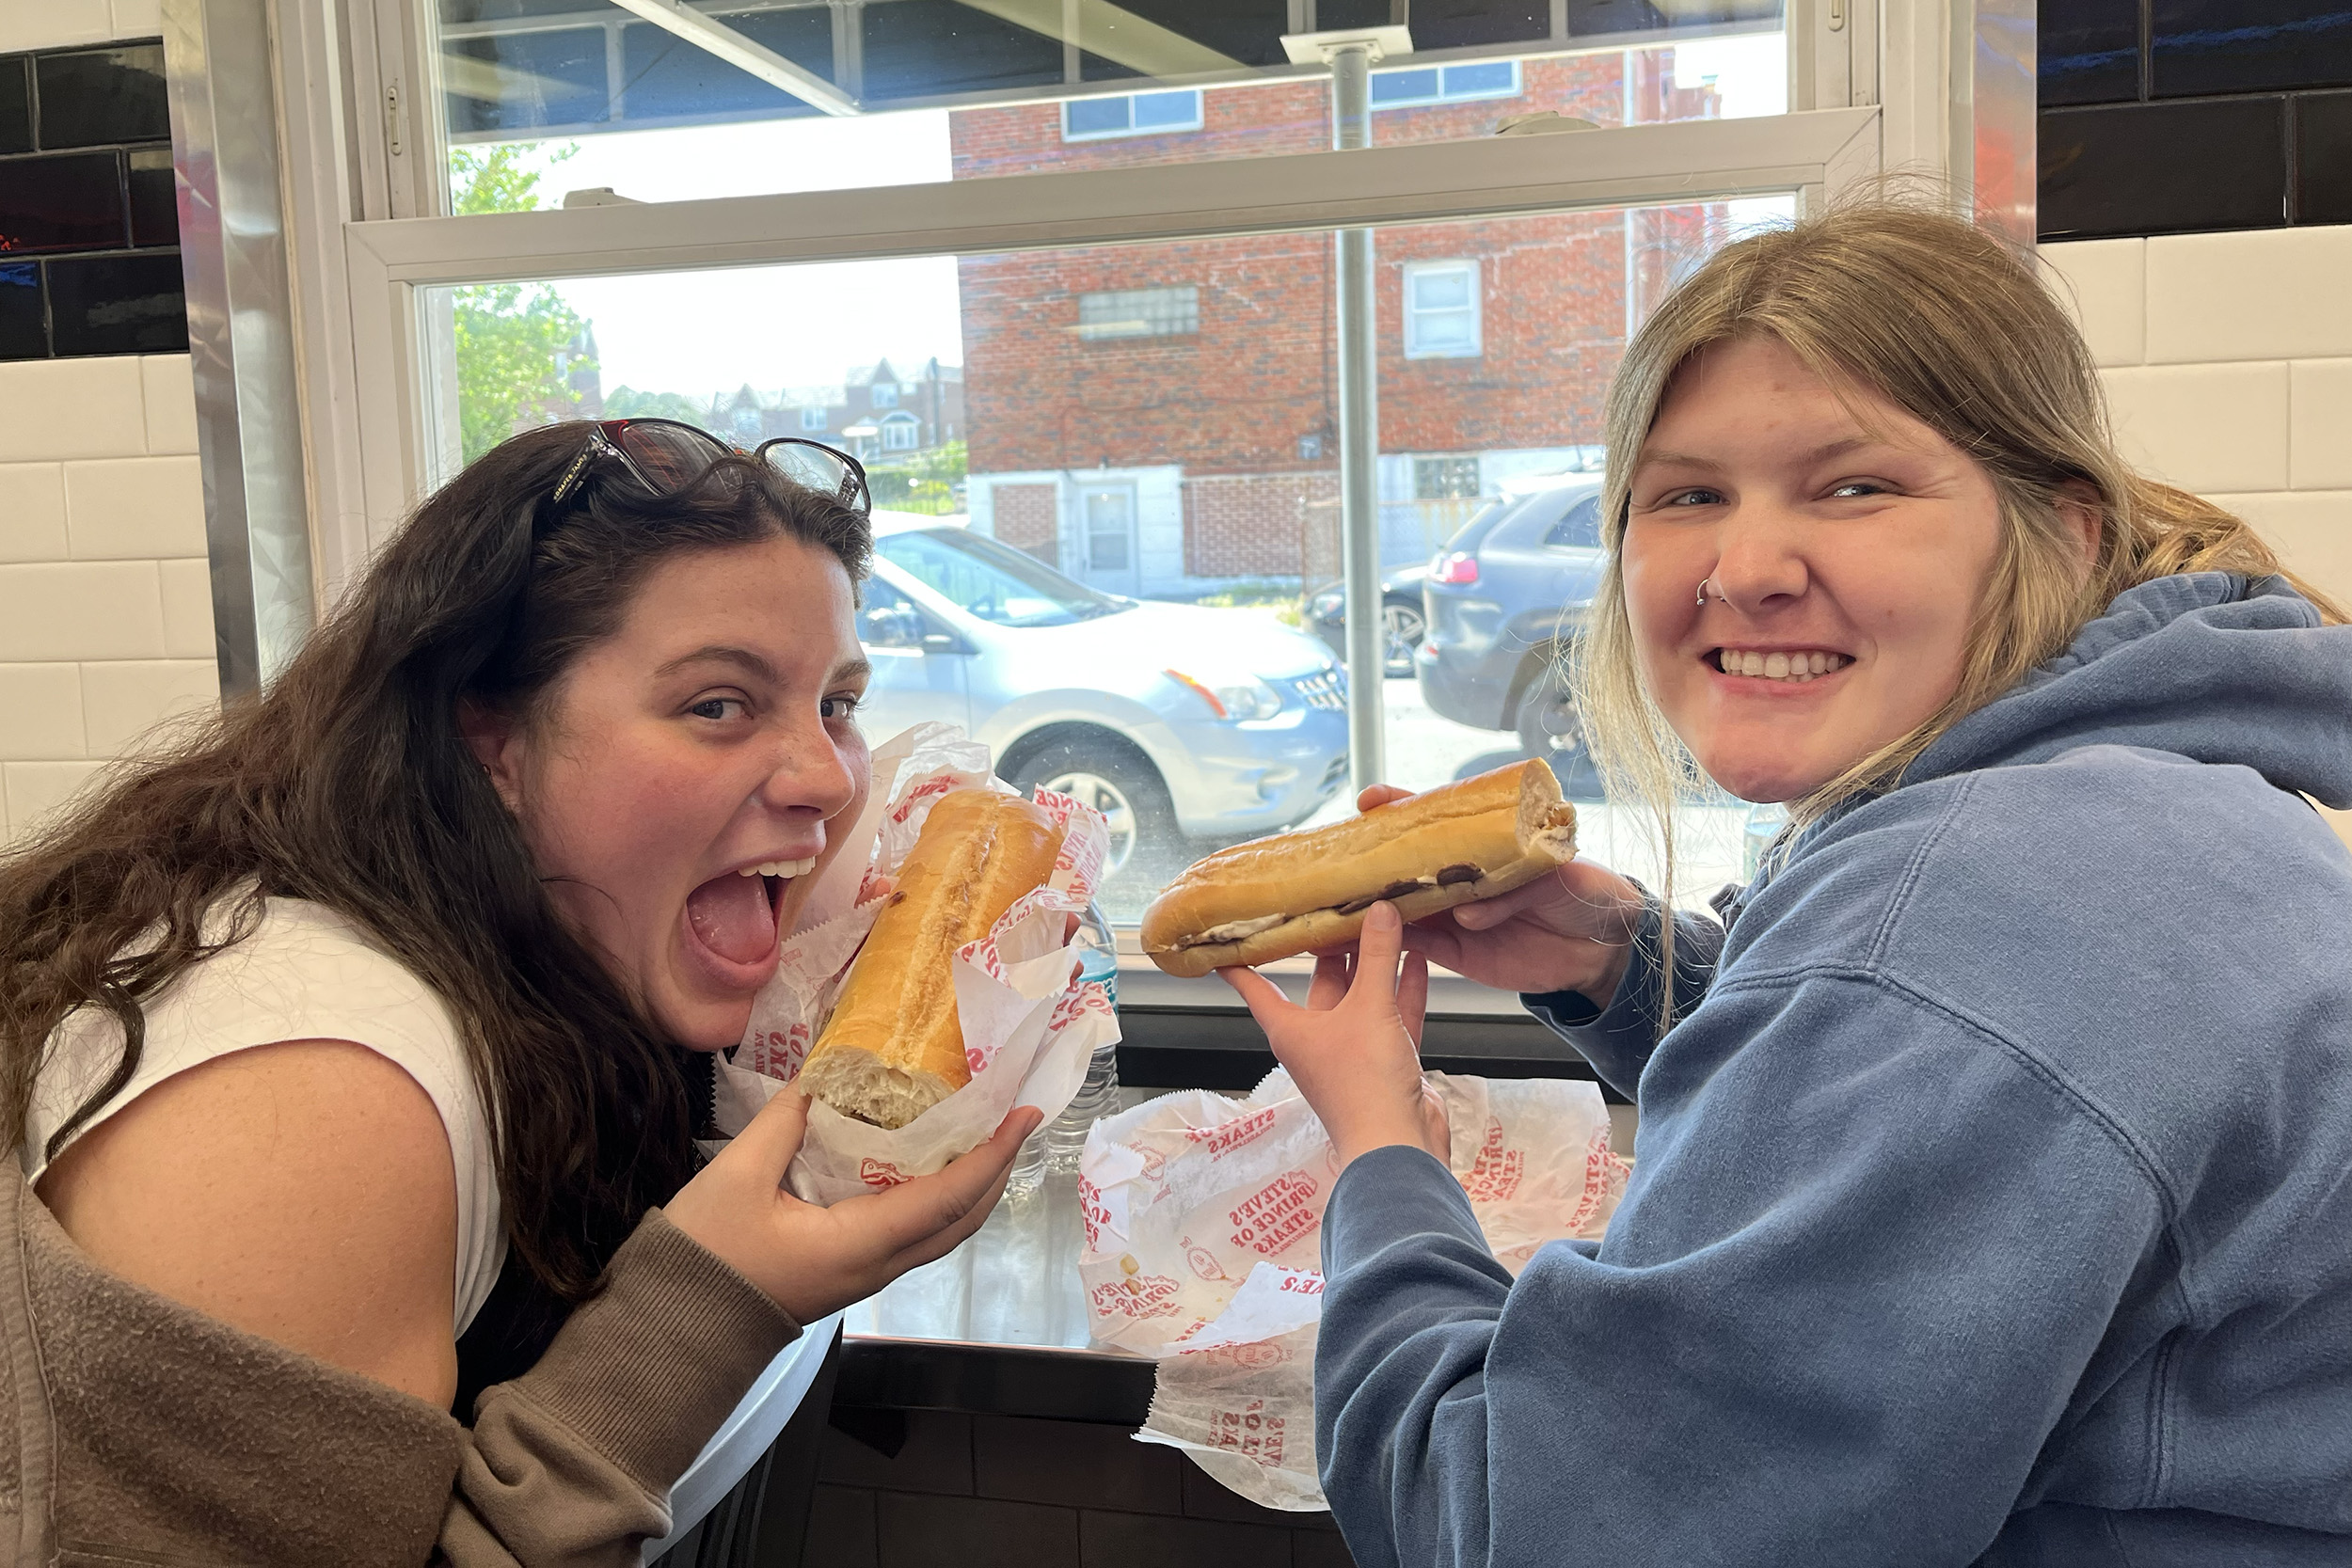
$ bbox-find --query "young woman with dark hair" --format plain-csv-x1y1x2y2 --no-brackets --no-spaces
0,420,1034,1561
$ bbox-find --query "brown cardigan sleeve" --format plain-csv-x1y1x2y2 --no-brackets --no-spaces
434,1208,803,1567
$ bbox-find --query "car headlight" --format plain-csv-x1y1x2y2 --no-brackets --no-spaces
1216,679,1283,721
1166,669,1284,721
1309,589,1344,618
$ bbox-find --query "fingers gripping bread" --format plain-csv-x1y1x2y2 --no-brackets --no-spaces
1139,759,1578,977
800,789,1066,1128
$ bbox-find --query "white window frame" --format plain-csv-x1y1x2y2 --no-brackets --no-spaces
1369,59,1522,111
1402,259,1481,359
880,411,921,451
798,405,827,431
870,381,898,408
327,104,1886,571
1061,88,1204,142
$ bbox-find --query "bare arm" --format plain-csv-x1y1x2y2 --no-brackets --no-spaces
39,1038,461,1407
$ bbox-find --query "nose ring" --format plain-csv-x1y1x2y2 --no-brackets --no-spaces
1695,578,1718,607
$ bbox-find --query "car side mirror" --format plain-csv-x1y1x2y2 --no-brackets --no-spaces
861,605,926,650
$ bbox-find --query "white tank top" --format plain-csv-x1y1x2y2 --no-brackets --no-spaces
22,897,507,1336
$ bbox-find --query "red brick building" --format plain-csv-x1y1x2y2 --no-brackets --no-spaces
947,52,1736,597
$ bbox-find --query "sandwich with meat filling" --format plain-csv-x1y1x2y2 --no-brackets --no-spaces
1141,758,1577,977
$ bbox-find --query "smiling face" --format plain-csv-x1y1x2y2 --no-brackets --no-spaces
477,533,871,1049
1620,336,2008,803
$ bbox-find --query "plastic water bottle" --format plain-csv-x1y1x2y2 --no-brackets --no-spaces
1045,904,1121,1175
1005,903,1120,1196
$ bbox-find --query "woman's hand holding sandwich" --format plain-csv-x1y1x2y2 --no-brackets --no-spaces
665,1087,1042,1323
1218,902,1448,1170
1354,783,1647,1007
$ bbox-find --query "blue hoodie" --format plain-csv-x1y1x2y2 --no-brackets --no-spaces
1316,574,2352,1566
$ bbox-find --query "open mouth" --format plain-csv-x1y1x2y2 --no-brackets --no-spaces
683,856,818,973
1710,648,1851,683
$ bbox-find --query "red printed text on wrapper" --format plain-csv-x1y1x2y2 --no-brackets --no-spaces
1028,786,1106,905
1228,1171,1320,1258
1184,1106,1278,1160
746,1023,812,1084
860,1158,910,1190
1210,1400,1286,1467
1459,1117,1525,1203
1567,1127,1628,1233
1179,1339,1293,1371
888,774,962,826
1091,1262,1182,1320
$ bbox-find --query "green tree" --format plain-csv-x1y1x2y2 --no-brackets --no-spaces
603,386,711,422
866,437,966,515
448,145,595,463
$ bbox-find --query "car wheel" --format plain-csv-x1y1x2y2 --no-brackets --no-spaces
1009,736,1180,888
1515,664,1589,766
1380,598,1425,679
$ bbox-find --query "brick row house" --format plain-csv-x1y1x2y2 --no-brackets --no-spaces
950,52,1734,600
703,356,965,462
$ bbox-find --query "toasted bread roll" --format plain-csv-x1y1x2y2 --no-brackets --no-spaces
802,789,1065,1128
1140,759,1578,977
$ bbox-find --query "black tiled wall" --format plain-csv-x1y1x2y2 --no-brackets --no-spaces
0,39,187,359
811,1409,1356,1568
2041,1,2352,238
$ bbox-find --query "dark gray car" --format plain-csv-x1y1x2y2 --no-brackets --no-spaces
1413,482,1607,760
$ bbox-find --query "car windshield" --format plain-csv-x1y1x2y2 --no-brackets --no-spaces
878,529,1130,627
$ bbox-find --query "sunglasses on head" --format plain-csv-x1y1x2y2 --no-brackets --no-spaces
546,417,872,518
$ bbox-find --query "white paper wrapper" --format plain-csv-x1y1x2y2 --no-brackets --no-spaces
1080,1068,1628,1510
718,722,1121,1205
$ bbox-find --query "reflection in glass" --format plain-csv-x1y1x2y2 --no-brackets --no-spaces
435,1,1786,207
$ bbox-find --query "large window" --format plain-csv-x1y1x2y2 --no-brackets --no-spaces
410,194,1798,922
421,5,1793,210
313,0,1931,969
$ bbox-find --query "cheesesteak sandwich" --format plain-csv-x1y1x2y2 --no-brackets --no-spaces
801,788,1065,1129
1140,758,1578,977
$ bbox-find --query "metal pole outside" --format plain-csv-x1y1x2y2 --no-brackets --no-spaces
1329,42,1385,792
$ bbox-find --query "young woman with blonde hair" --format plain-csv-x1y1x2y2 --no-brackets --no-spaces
1227,202,2352,1563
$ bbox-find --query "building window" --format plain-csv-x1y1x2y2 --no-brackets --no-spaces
881,412,921,451
799,406,827,431
1061,89,1203,142
1414,456,1482,500
1077,285,1199,341
1403,261,1480,358
1370,60,1521,111
870,382,898,408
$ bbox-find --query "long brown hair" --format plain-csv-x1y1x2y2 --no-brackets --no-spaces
0,420,869,1302
1571,198,2344,1024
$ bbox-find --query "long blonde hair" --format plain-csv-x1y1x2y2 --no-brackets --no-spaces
1572,198,2344,1023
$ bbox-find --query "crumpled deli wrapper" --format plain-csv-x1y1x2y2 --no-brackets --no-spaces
713,721,1121,1205
1078,1068,1628,1510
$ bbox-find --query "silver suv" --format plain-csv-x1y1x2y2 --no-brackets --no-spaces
857,515,1351,906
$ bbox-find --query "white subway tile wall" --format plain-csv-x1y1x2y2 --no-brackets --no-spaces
0,353,215,843
0,0,112,54
2042,227,2352,613
2039,236,2146,369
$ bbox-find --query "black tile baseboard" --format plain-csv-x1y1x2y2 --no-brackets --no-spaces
0,36,183,360
2301,89,2352,226
2041,97,2292,238
2037,1,2352,238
